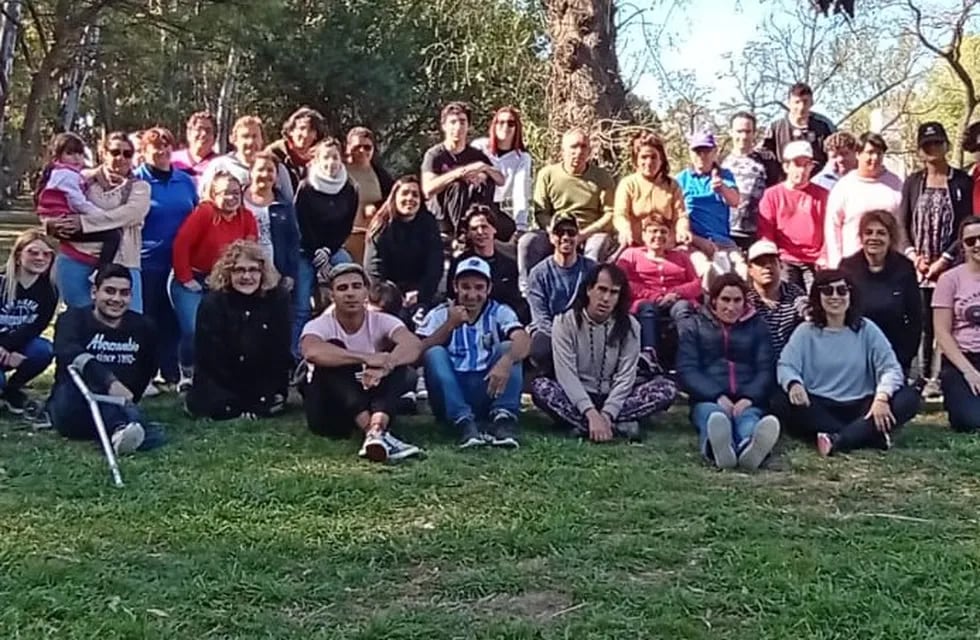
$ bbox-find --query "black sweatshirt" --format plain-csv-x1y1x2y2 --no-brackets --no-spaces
363,210,444,308
186,287,293,419
0,274,57,352
294,179,358,257
52,306,157,402
447,246,529,323
840,251,922,370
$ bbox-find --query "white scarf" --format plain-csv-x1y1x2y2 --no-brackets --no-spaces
307,164,348,195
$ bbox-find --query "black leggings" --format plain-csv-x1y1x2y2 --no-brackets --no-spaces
302,364,414,438
771,386,920,453
940,353,980,432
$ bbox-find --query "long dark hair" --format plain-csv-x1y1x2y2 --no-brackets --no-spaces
488,106,526,156
630,131,670,182
808,269,863,331
571,263,634,346
369,175,422,238
34,132,86,204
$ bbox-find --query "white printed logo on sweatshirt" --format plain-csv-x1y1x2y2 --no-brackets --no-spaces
87,333,141,365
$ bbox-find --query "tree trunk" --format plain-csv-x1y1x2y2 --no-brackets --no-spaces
0,0,22,143
0,51,59,198
545,0,630,165
214,46,239,154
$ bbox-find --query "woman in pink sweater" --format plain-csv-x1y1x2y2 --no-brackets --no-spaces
616,214,700,368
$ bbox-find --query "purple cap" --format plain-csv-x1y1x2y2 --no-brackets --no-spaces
688,131,717,150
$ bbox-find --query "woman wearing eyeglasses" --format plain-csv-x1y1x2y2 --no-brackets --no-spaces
933,218,980,432
51,131,152,312
471,107,532,239
344,127,395,264
776,269,920,456
185,240,292,420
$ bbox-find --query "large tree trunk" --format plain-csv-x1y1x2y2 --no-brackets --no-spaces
545,0,630,165
214,46,240,154
0,0,22,145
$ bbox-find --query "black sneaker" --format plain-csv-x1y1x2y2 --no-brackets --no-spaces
490,414,520,449
2,388,29,415
613,420,642,443
457,419,485,449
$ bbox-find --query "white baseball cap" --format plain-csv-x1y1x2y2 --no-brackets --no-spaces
454,256,492,282
747,240,780,262
783,140,814,162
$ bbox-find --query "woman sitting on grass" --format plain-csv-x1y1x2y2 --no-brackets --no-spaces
185,241,292,421
676,272,780,470
775,269,920,456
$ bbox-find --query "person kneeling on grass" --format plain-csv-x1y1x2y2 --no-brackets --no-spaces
417,257,529,449
773,269,921,456
48,264,158,455
185,240,292,421
676,273,780,470
531,263,677,442
299,263,423,463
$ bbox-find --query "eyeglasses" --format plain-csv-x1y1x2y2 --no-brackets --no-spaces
107,148,135,159
963,235,980,248
817,284,850,297
231,266,262,276
497,120,517,128
553,227,578,238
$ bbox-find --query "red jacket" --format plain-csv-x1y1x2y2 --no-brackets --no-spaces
616,246,701,313
172,201,257,283
758,182,828,265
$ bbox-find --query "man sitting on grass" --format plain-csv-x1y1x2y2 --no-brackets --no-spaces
417,256,530,449
48,264,157,455
299,263,423,463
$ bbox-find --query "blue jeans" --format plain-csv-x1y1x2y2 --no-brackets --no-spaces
168,271,207,370
423,343,522,426
0,337,53,392
48,374,145,441
293,249,353,360
691,401,764,460
55,253,143,313
636,299,694,351
142,269,179,381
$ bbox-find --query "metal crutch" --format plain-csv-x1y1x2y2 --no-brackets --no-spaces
67,364,129,488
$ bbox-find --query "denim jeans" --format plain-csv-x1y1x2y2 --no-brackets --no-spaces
0,337,53,392
55,252,143,313
636,299,694,351
292,249,353,359
423,343,522,426
168,271,207,370
691,401,764,460
142,269,180,382
48,369,145,441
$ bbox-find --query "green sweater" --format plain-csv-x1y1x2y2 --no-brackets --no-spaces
532,162,615,229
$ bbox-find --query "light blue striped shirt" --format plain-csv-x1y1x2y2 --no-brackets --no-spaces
417,300,522,372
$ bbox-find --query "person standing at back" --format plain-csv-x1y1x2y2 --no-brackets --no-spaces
472,107,533,239
811,131,859,192
723,112,781,251
762,82,836,173
171,111,219,184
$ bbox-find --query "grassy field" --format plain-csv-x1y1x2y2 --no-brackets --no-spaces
2,389,979,639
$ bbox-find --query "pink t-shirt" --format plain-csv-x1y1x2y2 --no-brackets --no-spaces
824,170,903,268
933,264,980,354
301,308,405,353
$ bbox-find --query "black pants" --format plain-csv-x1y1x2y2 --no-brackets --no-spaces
940,353,980,432
781,262,816,293
302,364,414,438
771,386,920,453
439,181,515,242
529,330,553,377
48,371,144,441
66,228,121,268
921,288,936,378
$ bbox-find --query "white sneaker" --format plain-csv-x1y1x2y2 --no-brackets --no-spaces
415,373,428,400
707,412,736,469
384,433,423,461
738,415,780,470
143,382,161,398
111,422,145,455
358,432,389,462
177,377,192,394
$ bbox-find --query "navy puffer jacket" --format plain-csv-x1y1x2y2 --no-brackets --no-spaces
677,305,774,407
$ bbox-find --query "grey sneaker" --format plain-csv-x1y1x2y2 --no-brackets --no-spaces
384,433,423,461
613,420,642,442
922,378,942,400
111,422,145,456
490,414,520,448
707,412,736,469
738,415,780,470
457,419,485,449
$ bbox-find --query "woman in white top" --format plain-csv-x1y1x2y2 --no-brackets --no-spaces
471,106,533,238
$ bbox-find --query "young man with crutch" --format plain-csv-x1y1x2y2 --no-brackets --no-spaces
48,264,158,461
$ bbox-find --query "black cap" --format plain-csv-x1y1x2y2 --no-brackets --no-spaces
917,122,949,147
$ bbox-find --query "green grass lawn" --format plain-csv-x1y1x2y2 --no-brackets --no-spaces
3,393,980,639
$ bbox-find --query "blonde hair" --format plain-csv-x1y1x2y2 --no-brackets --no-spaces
204,170,243,205
206,240,280,293
230,115,264,142
2,228,57,305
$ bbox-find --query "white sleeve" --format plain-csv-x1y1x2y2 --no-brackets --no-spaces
512,153,532,231
50,170,105,216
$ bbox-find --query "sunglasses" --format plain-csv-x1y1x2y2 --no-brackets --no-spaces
817,284,850,297
107,148,135,159
553,227,578,238
963,235,980,248
497,120,517,128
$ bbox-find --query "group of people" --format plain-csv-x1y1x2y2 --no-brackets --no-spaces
7,81,980,467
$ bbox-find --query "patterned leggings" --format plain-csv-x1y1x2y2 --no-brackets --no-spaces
530,376,677,429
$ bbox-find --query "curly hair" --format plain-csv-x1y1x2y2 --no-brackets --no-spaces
206,240,280,293
808,269,863,332
962,121,980,154
824,131,858,154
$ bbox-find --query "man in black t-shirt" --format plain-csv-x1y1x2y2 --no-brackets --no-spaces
49,264,158,455
421,102,509,238
762,82,836,173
